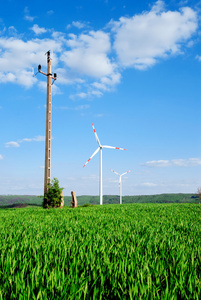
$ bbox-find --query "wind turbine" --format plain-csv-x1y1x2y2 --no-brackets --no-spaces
111,169,132,204
83,123,127,205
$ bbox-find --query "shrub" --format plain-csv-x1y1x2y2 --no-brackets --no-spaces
43,178,63,209
196,188,201,200
80,203,94,207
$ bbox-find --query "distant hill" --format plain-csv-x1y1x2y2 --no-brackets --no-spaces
0,195,42,207
64,193,199,206
0,193,199,208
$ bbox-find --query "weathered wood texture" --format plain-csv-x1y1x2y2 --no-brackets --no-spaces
71,191,77,208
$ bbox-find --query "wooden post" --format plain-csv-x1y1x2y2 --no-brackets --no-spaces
71,191,77,208
60,191,64,208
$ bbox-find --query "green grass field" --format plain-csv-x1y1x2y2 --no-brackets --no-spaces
0,203,200,299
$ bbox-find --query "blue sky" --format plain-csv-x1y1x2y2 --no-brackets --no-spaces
0,0,201,196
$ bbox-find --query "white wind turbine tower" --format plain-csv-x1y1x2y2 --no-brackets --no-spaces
111,169,132,204
83,123,127,205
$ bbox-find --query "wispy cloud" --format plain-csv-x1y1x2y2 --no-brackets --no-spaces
19,136,45,143
5,136,45,148
5,141,20,148
94,113,104,118
140,182,158,187
70,90,103,100
81,174,99,181
56,104,90,110
8,26,18,37
0,154,3,159
142,158,201,167
24,7,36,22
66,21,89,30
47,10,54,16
70,92,88,100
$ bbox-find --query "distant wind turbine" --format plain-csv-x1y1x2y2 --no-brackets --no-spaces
110,169,132,204
83,123,127,205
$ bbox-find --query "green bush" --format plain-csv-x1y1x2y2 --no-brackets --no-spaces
43,178,63,209
80,203,94,207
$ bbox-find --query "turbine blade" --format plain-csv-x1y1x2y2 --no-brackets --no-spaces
83,147,100,168
103,145,127,150
121,170,132,176
92,123,101,146
110,169,120,176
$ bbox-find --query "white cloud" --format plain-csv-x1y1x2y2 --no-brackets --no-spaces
5,141,20,148
92,72,121,91
0,1,198,99
151,0,166,13
54,67,85,85
143,158,201,167
90,90,103,97
59,30,122,97
38,80,61,95
0,72,16,83
111,0,198,69
31,24,47,35
61,31,115,78
0,36,62,87
0,154,3,159
172,159,187,166
17,69,38,88
189,158,201,165
172,158,201,167
72,21,87,29
66,21,88,30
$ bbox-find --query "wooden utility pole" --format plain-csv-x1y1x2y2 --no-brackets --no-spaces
37,51,57,195
44,51,52,194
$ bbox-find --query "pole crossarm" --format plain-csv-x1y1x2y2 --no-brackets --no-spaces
37,52,57,84
38,70,57,81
